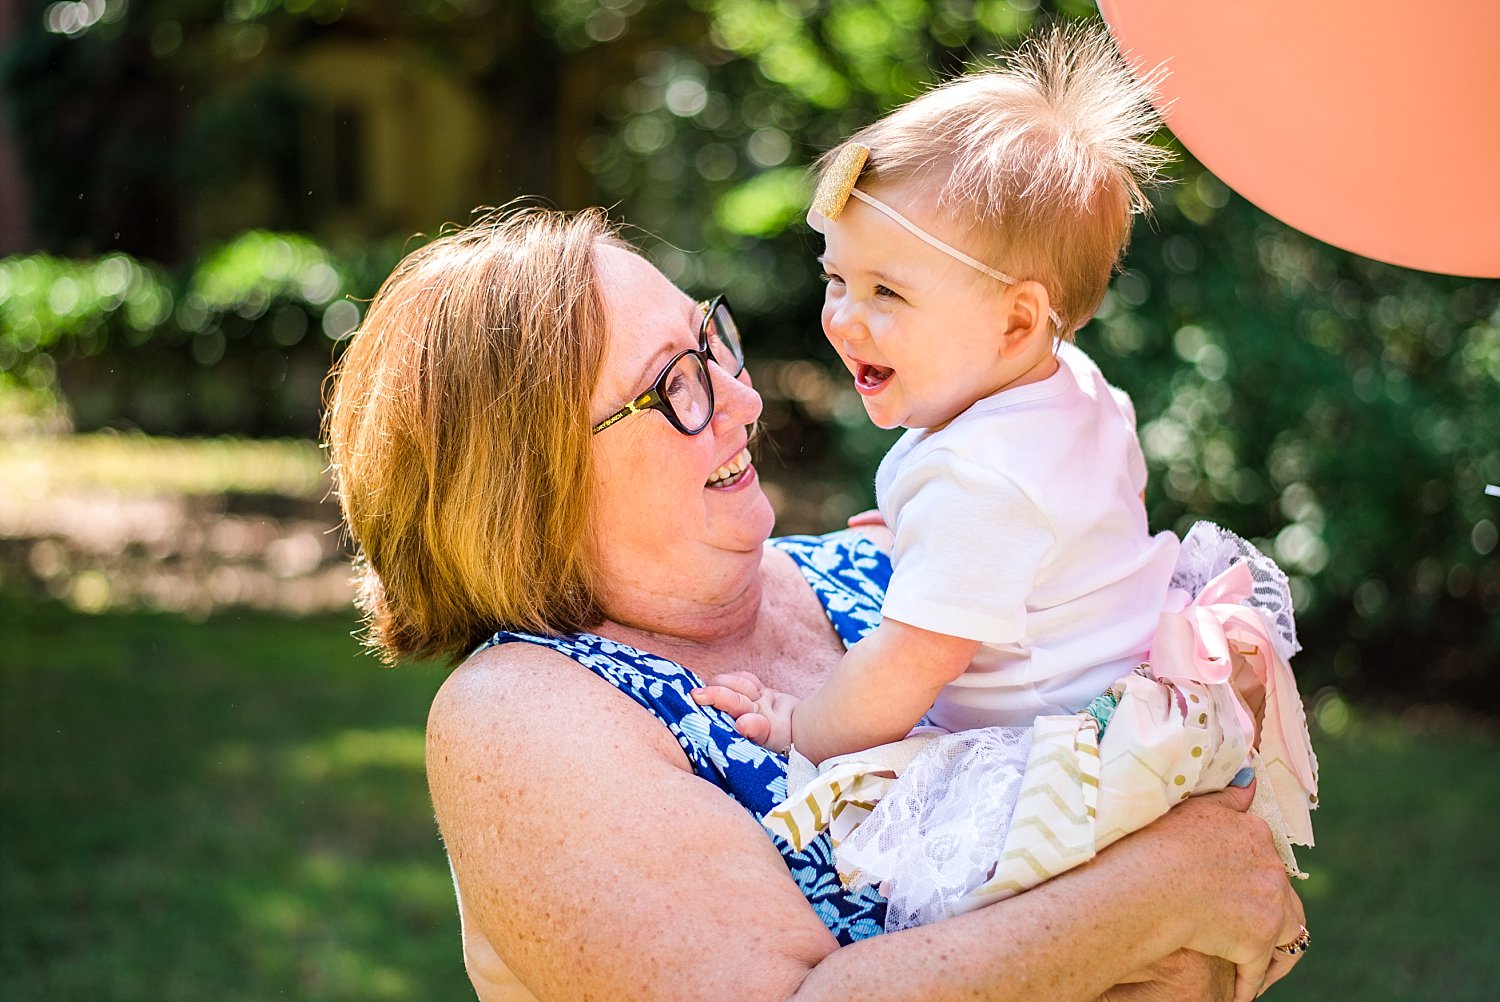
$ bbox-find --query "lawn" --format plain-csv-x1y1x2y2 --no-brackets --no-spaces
0,595,470,1001
2,592,1497,1000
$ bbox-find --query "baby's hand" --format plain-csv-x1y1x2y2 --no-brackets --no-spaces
691,671,799,753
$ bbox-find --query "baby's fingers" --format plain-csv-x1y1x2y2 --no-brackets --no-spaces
734,713,773,747
700,671,764,699
691,684,758,719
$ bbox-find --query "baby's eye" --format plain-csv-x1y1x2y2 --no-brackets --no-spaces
874,284,901,300
819,271,843,286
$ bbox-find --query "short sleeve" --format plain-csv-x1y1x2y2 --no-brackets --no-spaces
882,453,1054,644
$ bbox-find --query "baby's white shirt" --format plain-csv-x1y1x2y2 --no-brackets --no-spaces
875,341,1180,732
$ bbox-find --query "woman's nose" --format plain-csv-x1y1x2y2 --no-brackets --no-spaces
712,361,762,428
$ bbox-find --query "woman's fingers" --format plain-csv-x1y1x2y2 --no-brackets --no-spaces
1190,772,1256,814
1232,952,1274,1002
1257,950,1299,996
1237,930,1307,1001
1234,875,1307,1000
1257,893,1309,995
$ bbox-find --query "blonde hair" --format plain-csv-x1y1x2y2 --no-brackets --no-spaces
324,207,625,664
817,24,1170,333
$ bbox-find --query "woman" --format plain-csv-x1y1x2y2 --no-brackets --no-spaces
324,207,1306,1002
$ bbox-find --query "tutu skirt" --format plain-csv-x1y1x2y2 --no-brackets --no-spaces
764,522,1319,932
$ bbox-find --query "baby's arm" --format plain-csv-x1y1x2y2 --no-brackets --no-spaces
693,621,978,763
790,619,978,763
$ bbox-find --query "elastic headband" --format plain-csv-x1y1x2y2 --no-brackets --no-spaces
807,143,1067,332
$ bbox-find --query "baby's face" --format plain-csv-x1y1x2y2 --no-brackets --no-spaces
816,187,1044,430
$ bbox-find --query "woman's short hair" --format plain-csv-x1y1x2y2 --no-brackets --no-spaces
325,206,624,664
816,24,1170,334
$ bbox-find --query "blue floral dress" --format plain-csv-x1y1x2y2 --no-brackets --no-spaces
475,531,891,944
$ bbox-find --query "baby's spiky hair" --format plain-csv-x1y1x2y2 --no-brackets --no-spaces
817,24,1171,333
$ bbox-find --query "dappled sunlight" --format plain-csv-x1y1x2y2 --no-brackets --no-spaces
279,727,428,784
1,431,328,497
0,433,352,616
222,855,456,1001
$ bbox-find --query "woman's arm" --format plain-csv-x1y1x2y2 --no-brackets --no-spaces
428,644,1300,1002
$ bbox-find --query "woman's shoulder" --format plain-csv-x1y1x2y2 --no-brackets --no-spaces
427,642,690,781
433,638,572,712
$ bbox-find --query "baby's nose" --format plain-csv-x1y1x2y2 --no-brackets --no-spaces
825,302,868,344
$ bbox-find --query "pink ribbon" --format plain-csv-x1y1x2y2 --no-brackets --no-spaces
1149,563,1319,805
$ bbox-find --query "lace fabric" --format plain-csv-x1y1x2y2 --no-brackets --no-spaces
836,726,1033,931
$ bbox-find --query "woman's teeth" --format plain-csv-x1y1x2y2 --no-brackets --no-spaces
707,448,751,488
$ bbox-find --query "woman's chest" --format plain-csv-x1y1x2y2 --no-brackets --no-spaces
745,551,849,699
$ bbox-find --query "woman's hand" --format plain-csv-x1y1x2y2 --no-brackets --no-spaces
1149,782,1309,1002
1095,950,1234,1002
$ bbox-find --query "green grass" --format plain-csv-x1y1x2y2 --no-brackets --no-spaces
2,594,1497,1000
0,595,471,1001
1279,708,1500,1001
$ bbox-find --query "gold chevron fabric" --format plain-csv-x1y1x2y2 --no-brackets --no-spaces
763,735,937,852
762,759,895,852
956,715,1101,912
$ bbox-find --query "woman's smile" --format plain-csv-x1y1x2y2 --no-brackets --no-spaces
707,447,754,489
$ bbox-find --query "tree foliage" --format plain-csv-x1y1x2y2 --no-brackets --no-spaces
2,0,1496,707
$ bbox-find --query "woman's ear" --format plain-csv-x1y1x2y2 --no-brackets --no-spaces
996,281,1054,359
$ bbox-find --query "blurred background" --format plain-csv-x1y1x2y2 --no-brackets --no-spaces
1,1,1496,999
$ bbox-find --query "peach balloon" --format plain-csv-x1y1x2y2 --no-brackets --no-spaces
1099,0,1500,278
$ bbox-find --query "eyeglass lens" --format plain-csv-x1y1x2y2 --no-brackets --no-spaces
663,353,714,433
704,301,744,375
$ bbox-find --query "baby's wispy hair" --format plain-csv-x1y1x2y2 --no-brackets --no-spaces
818,23,1172,333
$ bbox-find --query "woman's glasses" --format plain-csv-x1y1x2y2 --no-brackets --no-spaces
591,296,746,436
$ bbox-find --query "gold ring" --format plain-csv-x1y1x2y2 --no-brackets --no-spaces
1274,925,1311,956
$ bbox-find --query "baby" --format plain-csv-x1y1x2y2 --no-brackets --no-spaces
693,26,1316,932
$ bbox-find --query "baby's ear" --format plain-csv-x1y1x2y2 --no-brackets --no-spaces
997,280,1054,357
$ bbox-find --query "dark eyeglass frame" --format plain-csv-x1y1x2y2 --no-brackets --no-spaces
591,295,745,436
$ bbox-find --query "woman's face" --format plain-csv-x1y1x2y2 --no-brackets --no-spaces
587,245,774,612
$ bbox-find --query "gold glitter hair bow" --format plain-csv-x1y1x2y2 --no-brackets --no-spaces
810,144,871,221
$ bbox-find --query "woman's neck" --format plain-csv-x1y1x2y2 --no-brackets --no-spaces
591,545,842,696
593,550,769,666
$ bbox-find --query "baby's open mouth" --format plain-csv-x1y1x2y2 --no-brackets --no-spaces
856,362,894,390
707,448,751,488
